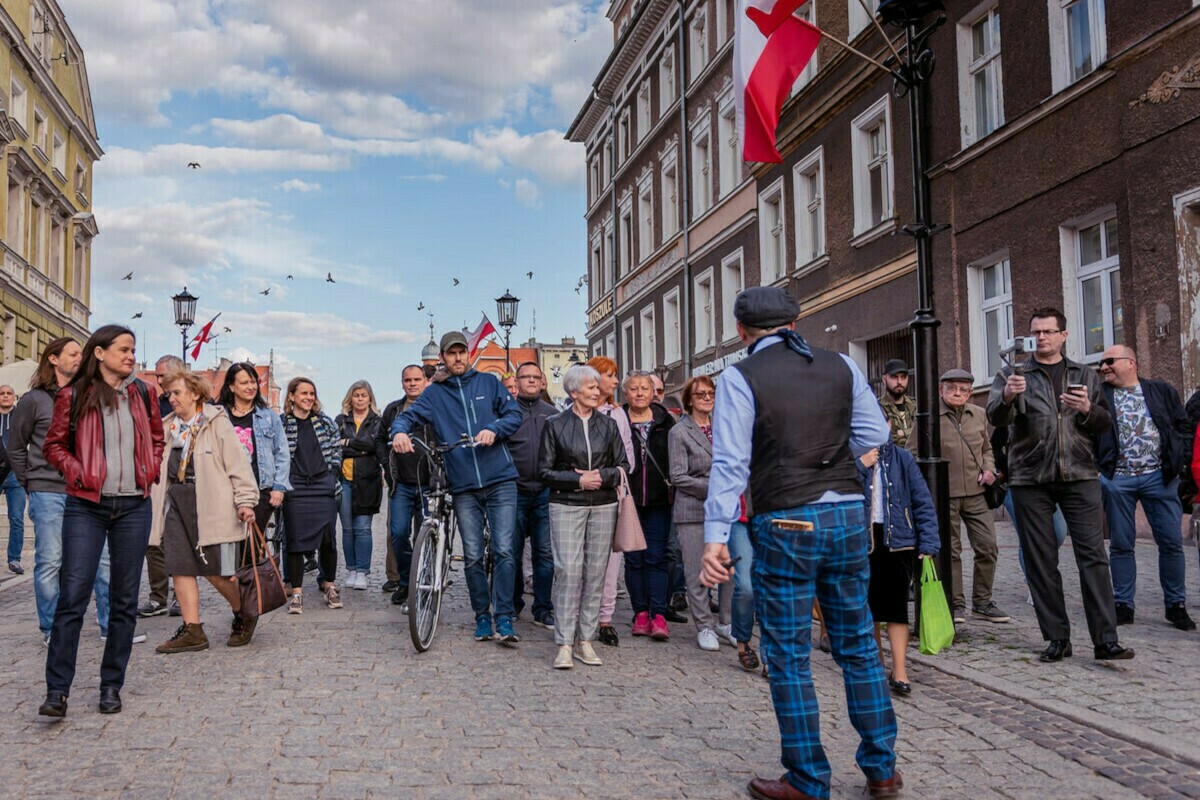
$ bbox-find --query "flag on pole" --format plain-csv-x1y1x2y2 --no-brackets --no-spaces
736,0,823,164
189,313,221,362
466,313,496,363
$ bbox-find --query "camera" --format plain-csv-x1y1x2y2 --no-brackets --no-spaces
1003,336,1037,355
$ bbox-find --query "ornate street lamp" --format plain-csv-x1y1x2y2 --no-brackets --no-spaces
495,289,520,372
567,350,581,364
172,287,198,365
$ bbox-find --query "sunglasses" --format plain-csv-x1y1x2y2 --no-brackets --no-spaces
692,391,715,400
1098,357,1131,367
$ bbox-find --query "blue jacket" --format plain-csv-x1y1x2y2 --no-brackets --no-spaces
231,405,291,493
390,369,521,493
856,442,940,555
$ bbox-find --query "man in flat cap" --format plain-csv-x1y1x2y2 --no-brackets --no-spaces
878,359,916,447
915,369,1007,625
701,287,901,800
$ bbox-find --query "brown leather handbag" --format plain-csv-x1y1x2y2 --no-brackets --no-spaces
612,469,647,553
236,521,288,619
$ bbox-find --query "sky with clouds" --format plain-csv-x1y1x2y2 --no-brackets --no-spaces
65,0,609,402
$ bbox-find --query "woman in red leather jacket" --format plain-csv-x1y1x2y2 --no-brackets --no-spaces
37,325,164,719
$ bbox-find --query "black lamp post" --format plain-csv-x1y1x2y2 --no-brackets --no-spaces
495,289,520,372
878,0,953,610
171,287,198,366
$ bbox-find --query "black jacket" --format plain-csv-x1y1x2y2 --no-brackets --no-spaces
508,395,559,494
537,409,629,506
1095,378,1192,484
336,411,383,515
376,398,434,491
623,402,675,508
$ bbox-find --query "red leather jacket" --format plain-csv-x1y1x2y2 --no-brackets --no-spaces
43,381,165,502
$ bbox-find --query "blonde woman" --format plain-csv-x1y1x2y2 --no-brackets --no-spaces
335,380,383,590
150,370,259,653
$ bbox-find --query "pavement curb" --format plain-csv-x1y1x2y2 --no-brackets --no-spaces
909,649,1200,770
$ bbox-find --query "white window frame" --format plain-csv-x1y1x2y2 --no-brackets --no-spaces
602,219,614,293
758,177,786,285
32,107,48,158
690,10,709,83
617,109,631,164
590,230,604,300
956,2,1004,148
661,149,679,240
715,0,731,46
639,303,657,372
717,90,739,198
849,0,880,40
621,319,636,373
791,1,819,94
637,173,655,262
605,331,617,361
792,146,826,269
9,77,27,134
51,132,66,178
659,46,677,109
602,139,613,185
691,122,712,219
663,287,682,363
1060,209,1120,362
851,95,894,236
1049,0,1106,92
589,156,600,203
720,249,745,342
693,267,716,353
637,80,652,143
618,203,633,278
966,254,1013,384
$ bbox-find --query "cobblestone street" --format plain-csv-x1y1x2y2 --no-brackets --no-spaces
2,518,1199,799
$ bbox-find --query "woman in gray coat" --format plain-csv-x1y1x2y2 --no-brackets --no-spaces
667,376,731,652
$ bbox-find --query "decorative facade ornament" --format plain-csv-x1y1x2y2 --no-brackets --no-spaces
1131,51,1200,107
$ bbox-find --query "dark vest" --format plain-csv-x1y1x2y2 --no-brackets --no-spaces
733,341,860,514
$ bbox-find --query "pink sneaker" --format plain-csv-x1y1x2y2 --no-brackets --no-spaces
631,611,652,636
650,614,670,641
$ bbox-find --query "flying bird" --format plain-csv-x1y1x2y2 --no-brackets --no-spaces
223,326,232,333
286,275,294,281
526,271,533,279
131,312,142,319
122,271,133,280
187,162,201,169
326,272,335,283
259,287,271,296
417,302,425,311
452,278,460,286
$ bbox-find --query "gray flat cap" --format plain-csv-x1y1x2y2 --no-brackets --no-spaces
733,286,800,329
940,368,975,383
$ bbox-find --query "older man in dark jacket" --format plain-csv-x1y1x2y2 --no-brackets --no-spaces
987,307,1132,663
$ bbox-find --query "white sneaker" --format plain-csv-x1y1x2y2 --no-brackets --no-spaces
345,570,358,588
100,633,148,644
355,573,369,590
573,641,603,666
715,624,737,647
553,645,573,669
697,628,720,651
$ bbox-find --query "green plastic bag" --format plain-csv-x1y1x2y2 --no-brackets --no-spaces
918,558,955,655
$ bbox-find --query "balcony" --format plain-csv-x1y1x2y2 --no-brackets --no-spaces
2,246,88,329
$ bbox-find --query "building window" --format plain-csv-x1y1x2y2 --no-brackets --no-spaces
694,269,715,352
637,80,652,142
33,108,48,157
793,147,825,266
720,250,744,341
49,218,63,284
758,178,786,284
619,206,633,277
717,96,739,198
639,304,657,371
659,47,677,108
849,0,880,39
973,258,1013,380
622,319,636,373
715,0,732,45
791,1,818,94
661,156,679,239
52,133,66,177
852,96,893,235
589,157,600,203
691,126,712,218
7,179,23,257
603,224,614,292
637,178,655,261
1074,215,1121,359
663,288,682,363
29,200,44,270
74,160,88,198
603,139,613,184
590,234,604,298
1060,0,1106,85
618,111,631,164
959,6,1003,146
9,78,27,132
604,331,616,360
690,11,708,83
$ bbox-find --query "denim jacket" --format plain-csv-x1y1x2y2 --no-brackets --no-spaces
246,405,292,493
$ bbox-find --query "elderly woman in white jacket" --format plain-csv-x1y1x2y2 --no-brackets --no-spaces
149,370,259,654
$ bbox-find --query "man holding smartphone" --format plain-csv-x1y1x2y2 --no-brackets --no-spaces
986,307,1133,663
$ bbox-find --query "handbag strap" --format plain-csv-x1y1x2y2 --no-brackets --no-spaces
948,414,986,475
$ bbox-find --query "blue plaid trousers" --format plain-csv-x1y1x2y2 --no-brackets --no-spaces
752,501,898,798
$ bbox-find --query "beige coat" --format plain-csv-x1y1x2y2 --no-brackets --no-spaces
913,399,995,499
149,404,260,548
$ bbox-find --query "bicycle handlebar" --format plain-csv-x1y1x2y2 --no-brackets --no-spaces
409,433,478,456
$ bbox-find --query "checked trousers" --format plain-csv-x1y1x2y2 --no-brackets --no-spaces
752,501,898,799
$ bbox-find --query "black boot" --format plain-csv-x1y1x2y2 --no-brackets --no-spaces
98,687,122,714
38,691,68,717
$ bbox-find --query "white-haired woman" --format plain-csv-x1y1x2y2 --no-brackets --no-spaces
335,380,383,590
538,365,630,669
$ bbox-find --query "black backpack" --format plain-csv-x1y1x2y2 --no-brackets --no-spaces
66,379,153,453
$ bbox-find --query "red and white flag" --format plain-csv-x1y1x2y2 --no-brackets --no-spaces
736,0,823,164
189,312,221,362
466,313,496,363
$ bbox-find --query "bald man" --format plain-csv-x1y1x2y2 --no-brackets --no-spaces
1095,345,1195,631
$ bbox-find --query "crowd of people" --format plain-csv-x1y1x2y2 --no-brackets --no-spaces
5,292,1200,800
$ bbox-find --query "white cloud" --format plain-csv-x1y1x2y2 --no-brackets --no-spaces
100,144,350,176
221,311,418,350
514,178,541,208
278,178,321,192
400,174,447,182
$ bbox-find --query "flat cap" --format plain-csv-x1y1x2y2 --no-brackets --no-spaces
440,331,469,352
940,368,975,383
883,359,910,376
733,286,799,329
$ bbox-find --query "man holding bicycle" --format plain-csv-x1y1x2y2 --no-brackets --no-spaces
390,331,523,644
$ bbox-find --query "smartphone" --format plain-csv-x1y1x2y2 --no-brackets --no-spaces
1067,383,1086,395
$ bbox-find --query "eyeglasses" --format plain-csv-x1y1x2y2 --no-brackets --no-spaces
691,391,715,400
1030,329,1062,337
1098,357,1132,367
942,384,972,394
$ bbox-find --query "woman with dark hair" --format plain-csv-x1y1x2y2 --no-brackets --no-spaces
281,377,342,614
39,325,165,717
335,380,383,590
217,362,291,531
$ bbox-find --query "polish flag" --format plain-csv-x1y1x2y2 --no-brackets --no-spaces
189,313,221,362
736,0,823,164
466,314,496,363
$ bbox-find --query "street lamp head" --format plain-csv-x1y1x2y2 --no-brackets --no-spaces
495,289,520,330
172,286,198,328
568,351,581,364
877,0,945,27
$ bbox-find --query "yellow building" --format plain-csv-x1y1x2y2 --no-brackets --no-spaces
0,0,99,362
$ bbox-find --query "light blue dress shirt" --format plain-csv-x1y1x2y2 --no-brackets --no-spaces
703,335,890,544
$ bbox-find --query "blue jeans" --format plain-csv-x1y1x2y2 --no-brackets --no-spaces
728,520,757,643
513,489,554,620
1100,473,1186,608
389,483,426,592
31,491,110,637
454,480,517,620
4,472,26,563
46,495,151,694
339,478,375,574
1006,491,1067,579
626,505,671,616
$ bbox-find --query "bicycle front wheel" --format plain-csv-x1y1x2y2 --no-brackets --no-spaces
408,518,444,652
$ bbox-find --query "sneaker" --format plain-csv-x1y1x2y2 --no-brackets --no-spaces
553,644,573,669
573,641,602,666
137,600,168,618
344,570,357,588
670,592,688,612
952,606,967,625
715,623,737,647
532,613,555,630
597,624,619,647
42,632,50,647
1026,592,1034,607
697,628,719,651
650,614,670,641
474,615,495,641
1115,603,1135,625
972,602,1011,623
8,560,23,574
100,632,148,644
303,556,318,573
168,596,181,617
631,611,652,637
496,616,520,645
381,579,401,592
155,623,209,654
287,593,303,614
1166,603,1196,631
323,585,343,608
355,573,369,590
390,587,408,606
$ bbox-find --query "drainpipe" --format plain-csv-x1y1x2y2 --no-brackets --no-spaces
597,89,620,376
677,0,692,381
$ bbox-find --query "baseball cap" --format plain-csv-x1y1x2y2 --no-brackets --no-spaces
883,359,910,376
440,331,468,352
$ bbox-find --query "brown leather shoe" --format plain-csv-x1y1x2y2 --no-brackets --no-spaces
747,775,819,800
867,770,903,797
155,622,209,654
227,614,257,647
